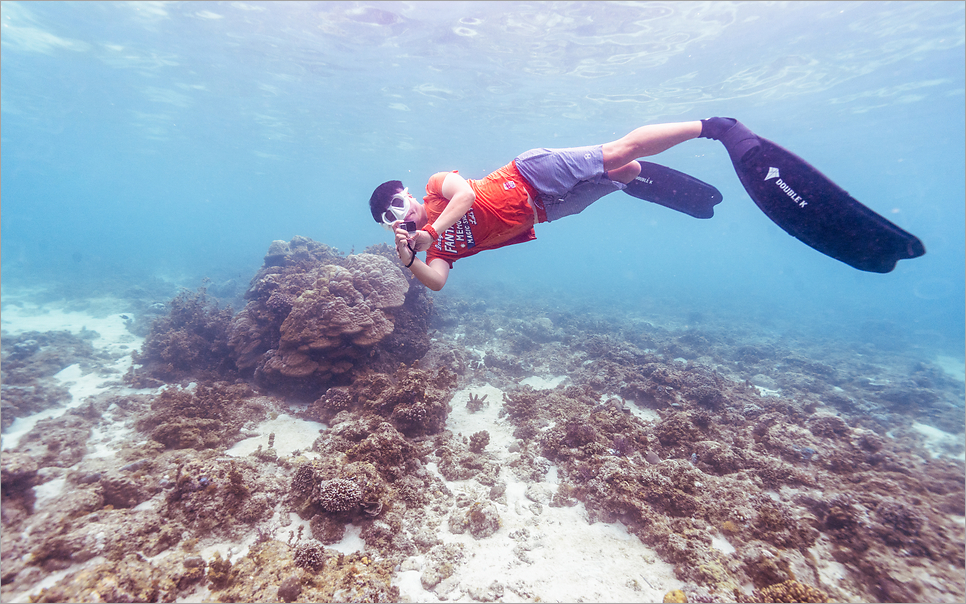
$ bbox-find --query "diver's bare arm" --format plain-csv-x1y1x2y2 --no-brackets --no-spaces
410,173,475,252
428,173,475,238
394,226,449,291
409,257,450,291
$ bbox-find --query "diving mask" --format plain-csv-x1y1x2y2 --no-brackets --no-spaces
381,188,414,230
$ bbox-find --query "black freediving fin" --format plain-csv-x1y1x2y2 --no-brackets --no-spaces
715,119,925,273
623,161,723,219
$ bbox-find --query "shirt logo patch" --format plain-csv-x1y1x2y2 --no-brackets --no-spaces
503,181,516,190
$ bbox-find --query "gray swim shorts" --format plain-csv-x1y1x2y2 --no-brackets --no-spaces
514,144,626,222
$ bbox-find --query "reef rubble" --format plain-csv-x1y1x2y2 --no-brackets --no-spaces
1,236,964,603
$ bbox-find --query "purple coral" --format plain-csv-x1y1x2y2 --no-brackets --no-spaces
293,540,326,570
315,478,362,512
266,291,295,315
611,435,633,457
575,462,595,481
469,430,490,454
291,464,316,498
390,399,447,436
564,422,598,447
317,387,353,412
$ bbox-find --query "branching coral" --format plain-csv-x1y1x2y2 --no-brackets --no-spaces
466,392,488,413
291,464,318,499
501,386,543,420
315,479,363,513
131,287,235,383
293,540,327,570
468,431,490,454
735,579,829,603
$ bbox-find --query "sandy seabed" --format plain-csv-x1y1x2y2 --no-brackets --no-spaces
1,287,964,603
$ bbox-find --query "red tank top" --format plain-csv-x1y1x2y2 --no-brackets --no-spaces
423,161,543,268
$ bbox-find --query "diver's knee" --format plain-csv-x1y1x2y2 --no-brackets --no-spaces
607,161,641,184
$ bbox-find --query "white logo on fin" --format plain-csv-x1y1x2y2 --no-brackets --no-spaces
765,167,780,181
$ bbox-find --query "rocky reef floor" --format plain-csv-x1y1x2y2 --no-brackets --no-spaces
2,285,964,603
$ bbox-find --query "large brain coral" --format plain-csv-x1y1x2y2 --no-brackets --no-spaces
227,237,430,395
279,257,407,351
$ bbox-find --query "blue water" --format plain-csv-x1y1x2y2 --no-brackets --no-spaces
2,1,964,354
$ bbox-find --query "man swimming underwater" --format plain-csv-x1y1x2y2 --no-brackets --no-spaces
369,117,924,291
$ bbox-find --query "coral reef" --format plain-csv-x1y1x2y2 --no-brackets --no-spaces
316,479,363,513
135,382,266,451
303,362,457,438
225,237,433,397
734,579,830,603
443,293,965,603
0,331,99,429
293,539,327,570
3,239,964,604
130,286,235,384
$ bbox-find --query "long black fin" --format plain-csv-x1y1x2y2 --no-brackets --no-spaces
623,160,723,219
717,119,925,273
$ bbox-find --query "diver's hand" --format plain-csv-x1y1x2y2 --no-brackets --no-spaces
409,229,434,252
394,225,417,265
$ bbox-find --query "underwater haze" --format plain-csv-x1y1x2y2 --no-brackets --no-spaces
2,1,965,347
3,3,966,603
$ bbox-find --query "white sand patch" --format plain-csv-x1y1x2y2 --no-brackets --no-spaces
630,405,660,423
56,363,113,402
86,423,136,459
397,471,679,602
401,384,681,602
33,477,66,508
711,533,736,555
912,422,966,460
809,538,850,587
2,360,154,451
273,511,312,549
394,568,429,600
199,532,259,566
225,414,326,458
1,297,151,451
1,300,141,358
445,384,509,444
600,393,661,423
520,375,568,390
134,497,162,512
935,355,966,382
756,386,781,397
2,408,64,451
330,523,365,554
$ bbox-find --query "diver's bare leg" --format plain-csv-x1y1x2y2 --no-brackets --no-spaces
602,121,702,171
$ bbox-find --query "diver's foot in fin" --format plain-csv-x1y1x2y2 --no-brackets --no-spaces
715,119,925,273
699,117,737,140
624,161,722,219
